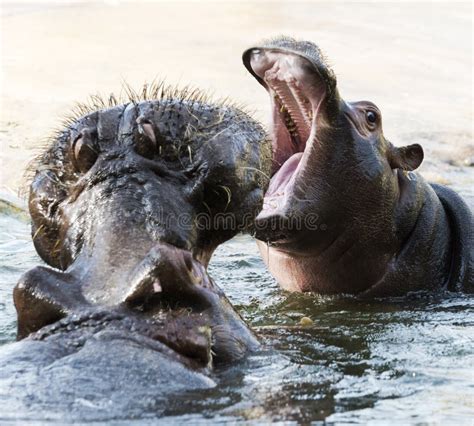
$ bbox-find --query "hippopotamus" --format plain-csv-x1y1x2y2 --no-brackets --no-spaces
243,37,473,297
0,84,270,421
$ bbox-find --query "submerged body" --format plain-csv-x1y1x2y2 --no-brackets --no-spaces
0,84,270,421
243,37,473,297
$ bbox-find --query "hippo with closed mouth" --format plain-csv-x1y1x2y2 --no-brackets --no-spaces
0,84,270,421
243,37,473,297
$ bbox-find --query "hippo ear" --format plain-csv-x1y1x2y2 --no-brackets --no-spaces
71,128,99,173
389,143,424,171
135,116,159,159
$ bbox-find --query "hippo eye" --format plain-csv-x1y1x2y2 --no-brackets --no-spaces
366,110,378,125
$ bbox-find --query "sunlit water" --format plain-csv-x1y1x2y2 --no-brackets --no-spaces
0,198,473,424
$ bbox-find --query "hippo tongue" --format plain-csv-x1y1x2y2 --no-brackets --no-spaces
266,152,303,197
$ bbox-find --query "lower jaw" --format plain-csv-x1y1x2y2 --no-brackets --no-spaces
259,149,304,218
267,152,303,195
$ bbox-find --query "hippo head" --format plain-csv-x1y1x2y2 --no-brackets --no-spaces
243,37,423,293
29,88,270,272
15,85,270,363
243,37,425,292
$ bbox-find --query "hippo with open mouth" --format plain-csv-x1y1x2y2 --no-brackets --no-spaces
243,37,473,297
0,84,270,421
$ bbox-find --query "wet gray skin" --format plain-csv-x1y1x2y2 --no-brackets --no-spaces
0,85,271,421
243,37,473,297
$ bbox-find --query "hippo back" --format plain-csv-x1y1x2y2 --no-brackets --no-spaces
431,184,474,292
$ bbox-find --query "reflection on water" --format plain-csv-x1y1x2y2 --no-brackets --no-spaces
0,200,38,344
0,200,473,423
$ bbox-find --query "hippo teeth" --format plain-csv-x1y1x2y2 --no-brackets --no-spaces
276,95,304,148
262,86,316,200
271,82,310,142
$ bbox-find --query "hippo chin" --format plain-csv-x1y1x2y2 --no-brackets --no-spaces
243,37,473,297
0,84,270,421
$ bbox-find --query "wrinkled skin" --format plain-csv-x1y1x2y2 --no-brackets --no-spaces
243,37,473,297
0,88,271,421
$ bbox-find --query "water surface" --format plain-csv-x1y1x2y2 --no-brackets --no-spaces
0,199,472,424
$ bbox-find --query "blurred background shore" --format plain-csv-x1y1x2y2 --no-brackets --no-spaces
0,0,472,204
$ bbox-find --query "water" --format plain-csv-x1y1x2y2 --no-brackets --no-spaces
0,200,473,424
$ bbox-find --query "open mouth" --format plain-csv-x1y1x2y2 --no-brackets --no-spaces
244,48,328,210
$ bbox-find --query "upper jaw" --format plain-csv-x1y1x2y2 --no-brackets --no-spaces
242,36,337,94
